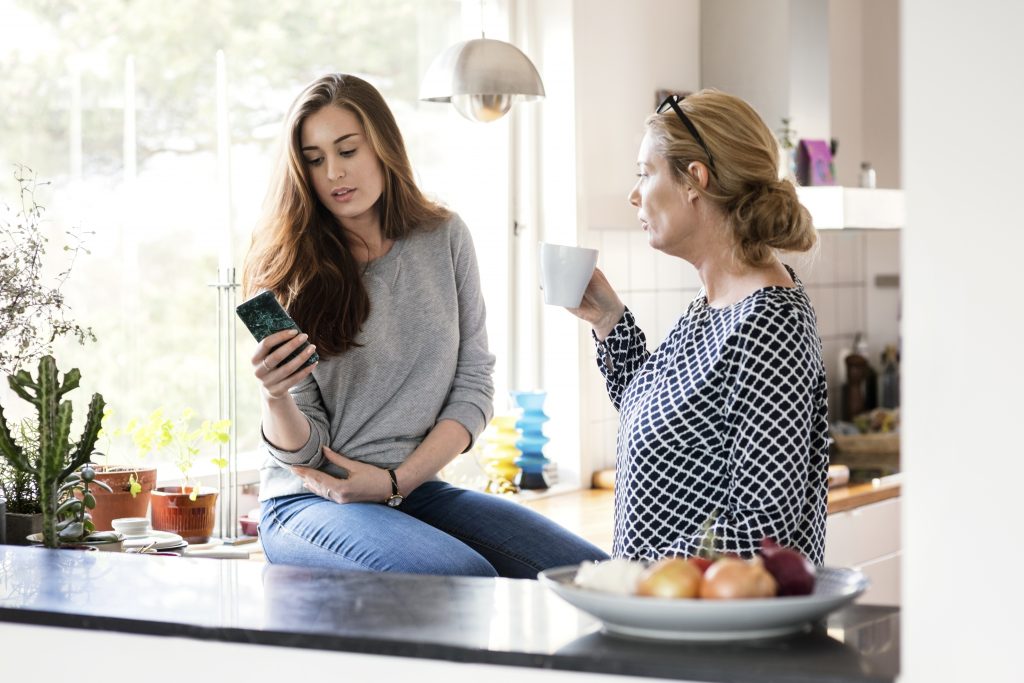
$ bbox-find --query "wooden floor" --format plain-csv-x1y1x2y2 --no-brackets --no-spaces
520,488,614,554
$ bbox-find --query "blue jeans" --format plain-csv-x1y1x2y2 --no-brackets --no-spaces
259,480,609,577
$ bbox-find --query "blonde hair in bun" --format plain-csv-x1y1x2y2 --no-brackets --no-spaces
645,89,816,267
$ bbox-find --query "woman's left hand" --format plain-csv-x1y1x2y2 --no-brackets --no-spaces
290,446,392,505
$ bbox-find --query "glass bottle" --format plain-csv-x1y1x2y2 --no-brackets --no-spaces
859,161,877,188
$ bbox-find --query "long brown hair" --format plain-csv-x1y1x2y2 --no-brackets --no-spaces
646,89,815,267
242,74,450,356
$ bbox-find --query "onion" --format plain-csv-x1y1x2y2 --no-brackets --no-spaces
759,537,816,596
699,557,777,599
635,558,702,598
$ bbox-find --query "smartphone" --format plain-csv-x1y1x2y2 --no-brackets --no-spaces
235,290,319,369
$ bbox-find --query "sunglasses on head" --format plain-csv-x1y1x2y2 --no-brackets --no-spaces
656,94,718,179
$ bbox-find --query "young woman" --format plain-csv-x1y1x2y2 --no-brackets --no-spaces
567,89,829,565
243,73,607,577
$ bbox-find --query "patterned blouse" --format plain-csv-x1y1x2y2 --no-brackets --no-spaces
596,268,829,566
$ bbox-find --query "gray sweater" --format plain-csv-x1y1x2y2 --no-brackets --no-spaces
258,214,495,501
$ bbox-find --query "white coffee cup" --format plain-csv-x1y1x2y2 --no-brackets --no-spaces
539,242,599,307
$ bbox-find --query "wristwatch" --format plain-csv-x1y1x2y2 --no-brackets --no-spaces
384,469,404,508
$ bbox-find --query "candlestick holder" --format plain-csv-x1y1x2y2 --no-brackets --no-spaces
510,390,551,490
479,415,521,495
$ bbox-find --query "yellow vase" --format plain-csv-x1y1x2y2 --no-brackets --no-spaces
480,415,521,494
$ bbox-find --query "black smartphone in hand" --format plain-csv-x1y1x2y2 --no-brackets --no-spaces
235,291,319,369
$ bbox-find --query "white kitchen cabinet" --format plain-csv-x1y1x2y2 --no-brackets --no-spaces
796,187,905,230
824,496,901,605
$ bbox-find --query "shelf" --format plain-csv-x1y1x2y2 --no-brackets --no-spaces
796,186,904,230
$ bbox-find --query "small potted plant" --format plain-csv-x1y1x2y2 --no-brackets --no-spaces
0,420,44,545
139,408,230,544
84,408,159,532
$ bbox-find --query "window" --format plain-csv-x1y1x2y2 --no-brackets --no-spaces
0,0,512,474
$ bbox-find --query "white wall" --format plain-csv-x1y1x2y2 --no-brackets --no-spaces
830,0,901,188
702,0,830,140
902,1,1024,681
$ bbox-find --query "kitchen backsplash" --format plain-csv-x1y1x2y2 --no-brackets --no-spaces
579,228,901,472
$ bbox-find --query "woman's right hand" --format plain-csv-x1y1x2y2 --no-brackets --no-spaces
253,329,318,400
566,267,626,341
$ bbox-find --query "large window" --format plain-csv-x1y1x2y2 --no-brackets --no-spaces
0,0,511,474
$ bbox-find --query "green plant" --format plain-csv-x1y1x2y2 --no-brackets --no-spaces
127,407,229,500
0,355,105,549
776,117,798,151
54,464,119,544
93,408,146,497
0,165,95,377
0,419,42,514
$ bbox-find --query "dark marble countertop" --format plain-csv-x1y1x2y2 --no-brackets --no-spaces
0,545,898,682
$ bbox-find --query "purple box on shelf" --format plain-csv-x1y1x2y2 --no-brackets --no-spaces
797,139,835,186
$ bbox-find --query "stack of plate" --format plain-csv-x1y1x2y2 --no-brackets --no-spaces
121,530,188,553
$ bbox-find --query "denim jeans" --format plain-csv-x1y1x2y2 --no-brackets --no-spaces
259,480,609,578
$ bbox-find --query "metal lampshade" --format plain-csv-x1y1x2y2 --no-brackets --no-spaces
420,38,545,122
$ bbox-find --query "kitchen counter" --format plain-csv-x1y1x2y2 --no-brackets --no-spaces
827,474,901,515
0,545,898,682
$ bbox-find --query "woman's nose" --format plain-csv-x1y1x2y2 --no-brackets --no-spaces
327,157,346,181
628,183,640,208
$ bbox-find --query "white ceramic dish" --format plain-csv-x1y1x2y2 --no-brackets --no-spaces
538,564,869,642
111,517,151,537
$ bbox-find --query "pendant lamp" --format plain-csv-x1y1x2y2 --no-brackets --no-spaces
420,37,545,122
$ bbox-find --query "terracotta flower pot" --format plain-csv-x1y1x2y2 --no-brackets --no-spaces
88,466,159,532
150,486,218,544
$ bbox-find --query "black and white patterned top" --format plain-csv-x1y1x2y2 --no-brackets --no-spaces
596,268,828,566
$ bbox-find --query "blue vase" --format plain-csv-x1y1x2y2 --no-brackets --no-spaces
510,390,551,490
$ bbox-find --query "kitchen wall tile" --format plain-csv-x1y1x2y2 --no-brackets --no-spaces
808,231,838,285
655,289,690,344
836,285,865,337
834,230,865,284
598,230,631,291
806,285,838,338
628,232,658,291
625,292,658,341
865,230,900,274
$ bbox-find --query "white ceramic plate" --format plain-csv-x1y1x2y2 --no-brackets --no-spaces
539,564,869,641
122,530,186,550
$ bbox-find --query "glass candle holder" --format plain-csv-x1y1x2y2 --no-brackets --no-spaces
510,390,552,490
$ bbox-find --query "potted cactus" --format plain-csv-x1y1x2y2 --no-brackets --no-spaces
0,355,117,549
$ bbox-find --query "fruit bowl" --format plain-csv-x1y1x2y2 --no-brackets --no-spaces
539,564,869,641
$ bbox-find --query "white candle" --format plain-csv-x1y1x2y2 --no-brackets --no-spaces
216,50,233,273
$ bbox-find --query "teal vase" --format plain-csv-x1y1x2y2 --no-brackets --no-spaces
510,390,551,490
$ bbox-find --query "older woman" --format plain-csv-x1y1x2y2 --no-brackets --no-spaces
568,89,829,565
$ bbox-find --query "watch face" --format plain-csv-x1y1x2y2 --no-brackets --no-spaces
386,495,403,508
